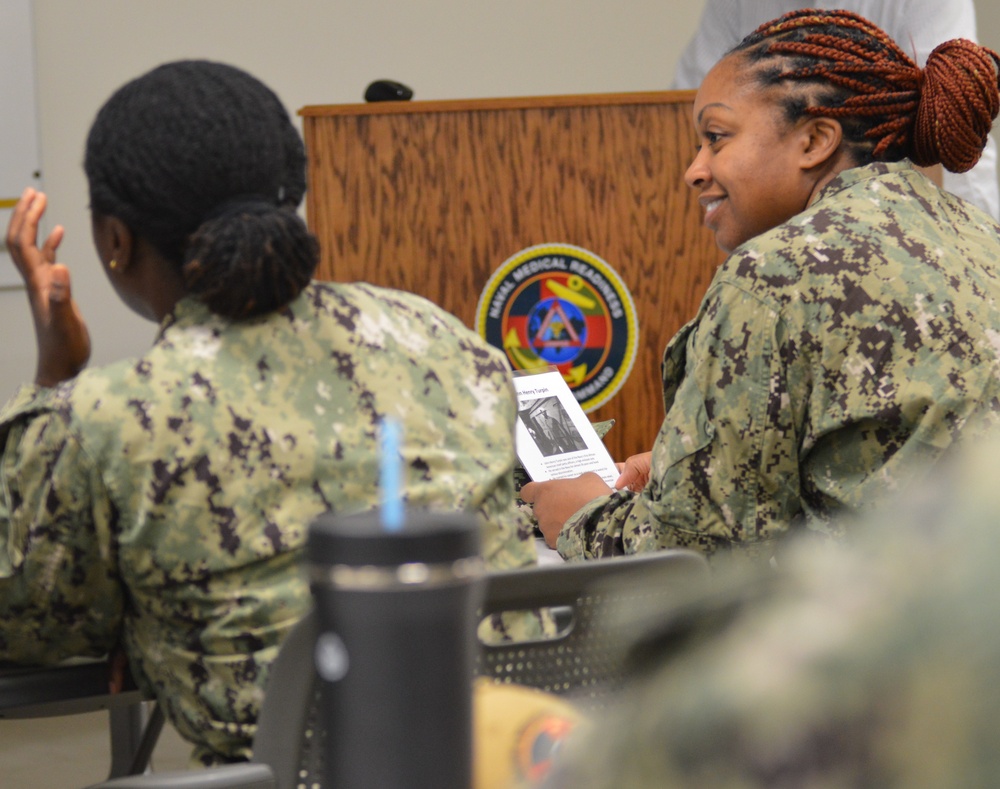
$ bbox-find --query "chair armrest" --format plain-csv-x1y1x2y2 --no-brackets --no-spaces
83,763,276,789
0,660,145,718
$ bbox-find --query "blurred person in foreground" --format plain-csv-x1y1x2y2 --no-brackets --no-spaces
541,428,1000,788
522,9,1000,565
0,60,539,764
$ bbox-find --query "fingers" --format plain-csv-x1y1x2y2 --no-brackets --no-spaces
48,264,71,304
5,188,35,256
614,459,647,491
614,452,653,492
615,465,642,492
10,187,44,242
519,481,538,503
40,223,65,264
578,472,614,498
5,187,48,281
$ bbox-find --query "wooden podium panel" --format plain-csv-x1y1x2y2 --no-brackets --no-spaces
301,92,724,461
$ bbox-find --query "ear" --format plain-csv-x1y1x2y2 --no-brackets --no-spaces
90,212,135,273
798,117,843,170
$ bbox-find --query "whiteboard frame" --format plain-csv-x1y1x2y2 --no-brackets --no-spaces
0,0,43,288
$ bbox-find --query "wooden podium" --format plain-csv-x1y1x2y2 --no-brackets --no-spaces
300,92,723,461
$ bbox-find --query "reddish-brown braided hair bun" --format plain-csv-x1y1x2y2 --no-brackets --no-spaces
916,38,1000,172
732,9,1000,172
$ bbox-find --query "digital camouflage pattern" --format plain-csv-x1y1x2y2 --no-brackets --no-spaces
558,161,1000,563
0,280,538,764
542,433,1000,788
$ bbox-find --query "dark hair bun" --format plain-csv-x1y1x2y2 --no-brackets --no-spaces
915,39,1000,172
85,60,318,318
183,200,319,319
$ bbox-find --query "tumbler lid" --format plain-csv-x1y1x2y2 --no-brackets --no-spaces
307,509,481,568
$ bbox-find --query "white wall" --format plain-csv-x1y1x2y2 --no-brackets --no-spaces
2,0,998,402
0,0,704,401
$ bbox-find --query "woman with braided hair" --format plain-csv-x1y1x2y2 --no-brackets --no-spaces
671,0,1000,220
523,9,1000,564
0,60,540,764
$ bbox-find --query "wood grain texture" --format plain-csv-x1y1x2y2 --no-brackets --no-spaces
302,92,724,461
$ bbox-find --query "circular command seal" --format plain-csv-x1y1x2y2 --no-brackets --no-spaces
476,243,639,412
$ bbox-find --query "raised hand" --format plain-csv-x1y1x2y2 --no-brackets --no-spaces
6,188,91,386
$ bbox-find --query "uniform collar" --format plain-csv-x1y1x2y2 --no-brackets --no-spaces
812,159,917,207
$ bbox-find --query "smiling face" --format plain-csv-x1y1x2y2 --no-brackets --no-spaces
685,54,836,254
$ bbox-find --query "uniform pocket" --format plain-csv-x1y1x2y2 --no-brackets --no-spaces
651,382,716,491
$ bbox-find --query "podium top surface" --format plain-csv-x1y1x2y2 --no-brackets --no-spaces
299,89,697,118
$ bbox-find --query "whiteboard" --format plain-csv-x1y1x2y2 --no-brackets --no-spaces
0,0,43,288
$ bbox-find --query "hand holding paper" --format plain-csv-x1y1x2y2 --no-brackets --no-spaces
512,369,624,550
520,473,613,549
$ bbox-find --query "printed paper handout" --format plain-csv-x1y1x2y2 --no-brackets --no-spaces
512,369,619,487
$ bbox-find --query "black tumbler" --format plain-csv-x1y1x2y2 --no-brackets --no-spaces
307,509,484,789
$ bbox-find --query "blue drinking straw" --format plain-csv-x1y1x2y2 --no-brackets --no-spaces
379,418,404,532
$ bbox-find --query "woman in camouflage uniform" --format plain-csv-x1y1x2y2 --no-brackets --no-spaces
0,60,537,764
523,10,1000,564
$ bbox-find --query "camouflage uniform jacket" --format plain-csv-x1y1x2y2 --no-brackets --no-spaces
0,281,537,764
558,161,1000,561
544,435,1000,789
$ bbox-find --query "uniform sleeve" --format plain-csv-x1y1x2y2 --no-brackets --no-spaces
557,280,805,561
0,390,123,664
